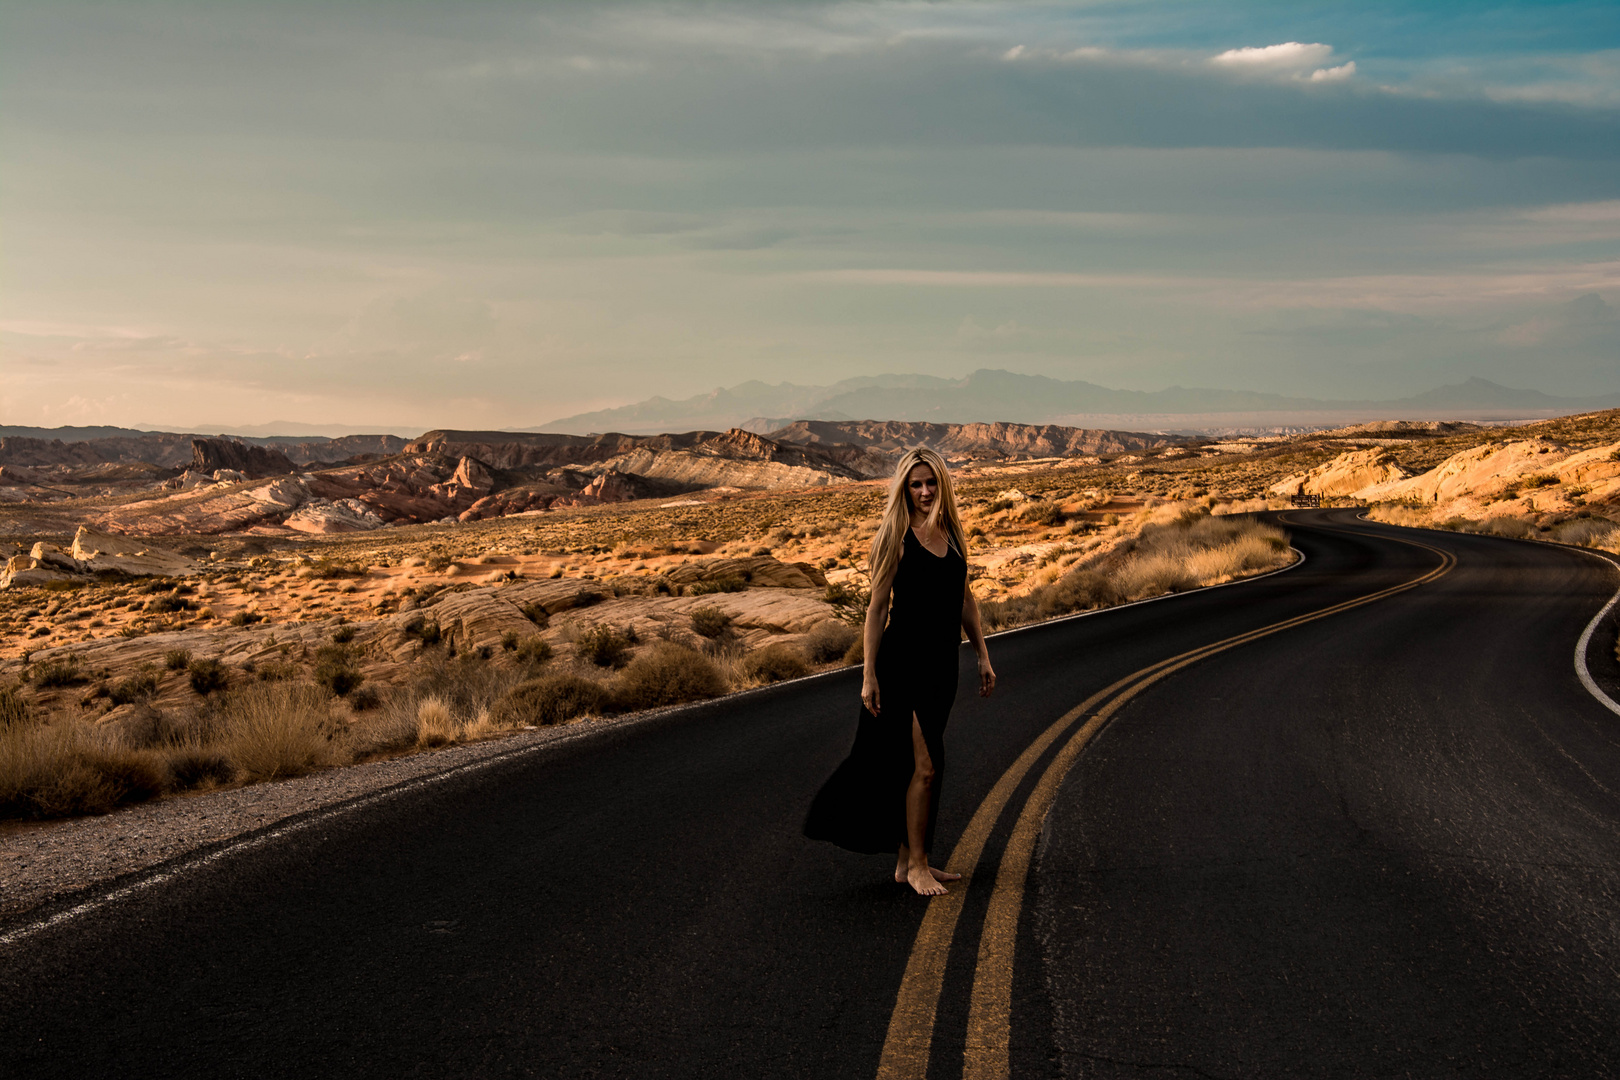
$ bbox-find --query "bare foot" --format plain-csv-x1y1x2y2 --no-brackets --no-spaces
896,849,960,885
906,864,949,896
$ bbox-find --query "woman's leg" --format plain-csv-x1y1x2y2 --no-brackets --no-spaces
896,713,961,895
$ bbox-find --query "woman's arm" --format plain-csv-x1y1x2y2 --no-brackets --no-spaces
860,564,897,716
961,580,997,698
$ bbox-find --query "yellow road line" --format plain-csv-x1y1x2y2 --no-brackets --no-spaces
880,527,1455,1080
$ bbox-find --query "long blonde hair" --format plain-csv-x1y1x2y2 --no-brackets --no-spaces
867,447,968,588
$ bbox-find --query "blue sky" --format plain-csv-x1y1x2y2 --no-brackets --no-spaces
3,1,1617,432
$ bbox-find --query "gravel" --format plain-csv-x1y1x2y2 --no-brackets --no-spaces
0,721,605,921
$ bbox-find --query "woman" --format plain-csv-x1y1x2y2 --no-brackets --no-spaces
804,447,997,896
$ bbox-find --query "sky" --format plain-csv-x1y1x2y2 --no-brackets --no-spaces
2,0,1618,434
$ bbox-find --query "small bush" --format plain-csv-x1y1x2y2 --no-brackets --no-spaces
805,620,858,664
501,629,521,651
742,643,811,684
29,656,87,688
576,625,631,668
689,606,733,639
687,575,746,596
403,617,443,646
164,648,193,671
332,624,356,644
347,685,382,711
1521,473,1559,489
823,580,871,626
307,558,366,579
229,611,263,627
187,658,231,696
109,670,161,705
514,637,553,666
494,674,610,727
312,645,365,697
614,643,726,711
147,595,193,614
519,602,550,626
1020,500,1063,526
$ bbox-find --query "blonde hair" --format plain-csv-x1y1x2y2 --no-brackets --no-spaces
867,447,968,588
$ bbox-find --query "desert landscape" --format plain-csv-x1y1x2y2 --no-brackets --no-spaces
2,410,1617,821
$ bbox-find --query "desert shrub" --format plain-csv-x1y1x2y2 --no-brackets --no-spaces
29,655,87,688
576,625,631,668
306,558,366,579
520,602,550,626
0,720,168,820
312,644,364,697
842,636,864,667
1020,500,1063,526
187,658,231,696
416,697,459,747
403,617,443,646
109,669,161,705
168,748,236,789
1474,516,1537,540
164,648,193,671
805,620,858,664
332,623,356,644
1553,518,1619,548
742,642,811,684
217,681,339,780
1521,473,1559,489
228,611,263,626
824,579,871,626
0,683,29,729
347,684,382,711
494,673,610,727
613,643,726,712
514,637,553,666
687,575,746,596
501,629,520,651
254,660,298,682
689,606,733,639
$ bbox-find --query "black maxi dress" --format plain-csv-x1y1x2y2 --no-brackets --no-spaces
803,527,967,855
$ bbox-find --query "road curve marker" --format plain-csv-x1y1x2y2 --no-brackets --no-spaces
880,520,1455,1080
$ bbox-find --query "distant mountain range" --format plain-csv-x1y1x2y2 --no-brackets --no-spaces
538,371,1620,435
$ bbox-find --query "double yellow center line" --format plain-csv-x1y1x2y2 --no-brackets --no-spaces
877,529,1457,1080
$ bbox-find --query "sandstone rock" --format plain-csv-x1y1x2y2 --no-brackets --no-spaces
284,498,386,534
246,477,310,509
191,437,297,478
495,577,612,615
69,527,197,577
212,468,248,483
412,590,536,651
1382,439,1572,505
1269,448,1411,499
664,556,828,590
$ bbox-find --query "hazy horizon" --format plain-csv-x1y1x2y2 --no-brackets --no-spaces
4,1,1618,432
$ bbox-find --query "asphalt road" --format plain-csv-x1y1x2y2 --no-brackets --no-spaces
2,510,1617,1079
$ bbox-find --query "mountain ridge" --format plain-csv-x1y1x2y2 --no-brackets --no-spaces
540,370,1620,435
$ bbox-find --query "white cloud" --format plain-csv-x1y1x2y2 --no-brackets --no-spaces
1310,62,1357,82
1212,42,1335,70
1002,44,1024,61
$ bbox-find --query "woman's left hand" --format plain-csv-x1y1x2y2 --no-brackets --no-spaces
977,655,996,698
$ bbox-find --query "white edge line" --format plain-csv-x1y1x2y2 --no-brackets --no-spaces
1352,509,1620,718
0,521,1308,949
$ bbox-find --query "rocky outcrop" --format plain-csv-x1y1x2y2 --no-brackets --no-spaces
1381,439,1572,504
190,438,297,479
1270,449,1411,499
284,498,387,534
766,419,1184,461
0,528,196,588
663,556,829,590
405,428,871,487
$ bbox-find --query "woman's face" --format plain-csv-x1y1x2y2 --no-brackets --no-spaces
906,463,938,516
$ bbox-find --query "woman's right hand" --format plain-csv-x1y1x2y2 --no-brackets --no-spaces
861,675,880,716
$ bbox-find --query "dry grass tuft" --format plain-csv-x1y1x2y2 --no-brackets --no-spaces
415,696,459,747
742,642,812,685
495,673,610,727
218,682,340,781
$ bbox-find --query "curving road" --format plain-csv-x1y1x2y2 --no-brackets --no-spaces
2,510,1618,1079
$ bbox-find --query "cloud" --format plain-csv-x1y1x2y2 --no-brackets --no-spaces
1310,62,1357,83
1212,42,1335,70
